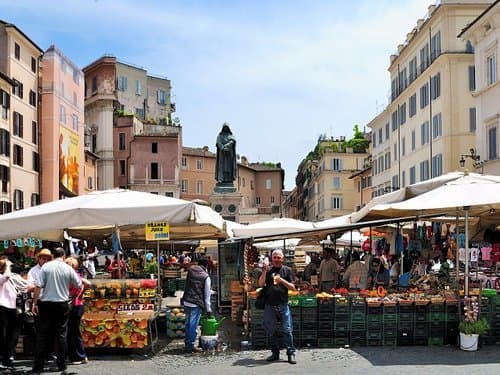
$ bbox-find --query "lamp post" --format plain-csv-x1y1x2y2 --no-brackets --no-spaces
459,148,481,169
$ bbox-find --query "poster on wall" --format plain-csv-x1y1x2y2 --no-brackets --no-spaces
59,127,80,195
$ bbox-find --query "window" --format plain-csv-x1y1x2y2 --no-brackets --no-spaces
419,160,429,181
196,159,203,170
157,89,166,105
29,90,36,106
31,57,37,73
119,133,126,150
331,195,343,210
12,80,23,99
409,56,418,82
487,54,497,85
31,193,40,206
431,153,443,178
0,165,9,193
372,133,376,147
378,128,382,144
181,180,188,193
32,152,39,172
409,166,416,185
468,66,476,91
135,108,145,119
181,157,187,169
14,189,23,210
420,83,428,109
196,180,203,194
165,192,174,197
135,80,142,95
13,112,23,137
117,76,128,91
385,152,391,169
72,114,78,130
392,175,399,190
411,130,416,151
59,105,66,124
150,162,159,179
430,73,441,100
119,160,126,176
402,171,406,188
402,137,406,157
488,126,497,160
0,201,12,214
394,143,398,161
330,158,342,171
0,129,10,157
430,31,441,61
333,176,341,190
88,177,93,190
409,93,417,117
152,142,158,154
391,110,398,131
0,89,9,119
14,43,20,59
399,67,407,92
421,121,429,145
399,103,406,125
92,76,97,93
73,92,77,106
420,44,429,71
385,123,389,139
469,108,477,132
256,197,261,205
432,113,442,139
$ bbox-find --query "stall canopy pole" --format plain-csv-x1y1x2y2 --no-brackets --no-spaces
465,207,470,296
399,222,404,277
157,240,161,297
455,211,460,283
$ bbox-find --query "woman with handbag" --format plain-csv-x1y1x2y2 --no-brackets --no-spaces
65,257,91,365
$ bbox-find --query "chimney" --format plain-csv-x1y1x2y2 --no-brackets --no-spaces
202,145,209,151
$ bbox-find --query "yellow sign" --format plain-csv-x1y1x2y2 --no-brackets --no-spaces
145,222,170,241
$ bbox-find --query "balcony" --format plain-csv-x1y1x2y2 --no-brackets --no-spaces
137,124,181,137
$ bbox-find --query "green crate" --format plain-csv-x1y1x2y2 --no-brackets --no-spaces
288,296,300,307
429,312,445,322
398,312,414,322
383,313,398,322
300,296,318,307
351,312,366,323
367,314,382,323
334,337,349,347
446,312,459,322
428,337,444,346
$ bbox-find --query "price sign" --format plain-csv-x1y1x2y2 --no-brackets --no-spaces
145,222,170,241
117,303,155,313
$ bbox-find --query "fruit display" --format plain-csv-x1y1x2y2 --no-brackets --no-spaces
81,279,158,349
166,307,186,338
82,311,153,348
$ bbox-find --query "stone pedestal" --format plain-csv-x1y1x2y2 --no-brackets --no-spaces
209,189,242,223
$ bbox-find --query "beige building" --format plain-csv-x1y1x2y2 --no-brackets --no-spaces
0,21,43,213
369,1,492,198
83,56,175,190
460,0,500,174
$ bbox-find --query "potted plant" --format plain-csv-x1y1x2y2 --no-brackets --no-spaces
459,296,490,351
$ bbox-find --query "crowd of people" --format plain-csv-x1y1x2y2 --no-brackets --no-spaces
0,247,91,373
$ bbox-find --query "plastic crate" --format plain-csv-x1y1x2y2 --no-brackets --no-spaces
398,320,414,331
383,313,398,323
367,314,382,324
288,296,300,307
446,312,459,322
334,320,349,330
383,338,397,346
301,310,318,322
429,312,445,322
414,323,429,337
334,304,350,315
318,320,333,330
398,312,414,322
429,303,445,312
415,313,428,323
334,337,349,347
428,337,444,346
350,322,367,331
398,304,415,314
301,322,317,330
300,296,318,307
383,305,397,315
367,330,382,339
383,327,398,339
351,311,367,323
413,337,428,346
317,337,334,348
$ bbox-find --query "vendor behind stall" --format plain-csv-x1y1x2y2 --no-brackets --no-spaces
342,251,368,290
318,248,339,292
367,257,390,289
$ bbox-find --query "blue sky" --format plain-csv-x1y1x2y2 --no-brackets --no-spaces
1,0,430,189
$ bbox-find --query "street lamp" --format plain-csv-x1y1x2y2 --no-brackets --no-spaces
459,148,480,168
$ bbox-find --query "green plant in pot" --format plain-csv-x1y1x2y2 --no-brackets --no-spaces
460,296,490,335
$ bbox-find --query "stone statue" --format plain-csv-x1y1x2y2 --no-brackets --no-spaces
215,123,237,184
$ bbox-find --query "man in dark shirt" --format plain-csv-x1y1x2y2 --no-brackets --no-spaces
258,249,297,364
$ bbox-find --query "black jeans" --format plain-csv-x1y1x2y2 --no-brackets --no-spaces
0,305,18,365
67,305,86,361
33,301,70,371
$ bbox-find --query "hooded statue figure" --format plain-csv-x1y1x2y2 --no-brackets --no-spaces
215,123,237,184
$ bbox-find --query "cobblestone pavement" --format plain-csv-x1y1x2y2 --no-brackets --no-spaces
6,342,500,375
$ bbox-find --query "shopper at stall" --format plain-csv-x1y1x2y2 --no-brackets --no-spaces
31,247,82,374
108,255,127,279
0,257,33,369
181,256,212,353
318,247,340,292
367,257,391,289
342,251,369,290
65,257,91,365
258,249,297,365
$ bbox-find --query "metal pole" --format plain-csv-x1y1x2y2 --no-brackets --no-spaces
157,240,161,297
465,207,470,296
456,211,460,283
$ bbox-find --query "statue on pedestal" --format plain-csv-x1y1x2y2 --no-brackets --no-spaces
215,123,237,186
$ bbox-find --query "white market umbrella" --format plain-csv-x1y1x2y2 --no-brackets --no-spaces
231,217,315,238
0,189,228,243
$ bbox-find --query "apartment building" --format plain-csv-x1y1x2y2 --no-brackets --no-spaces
369,1,492,197
180,146,216,201
0,20,43,213
83,56,175,190
40,45,85,202
349,163,373,212
460,0,500,174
